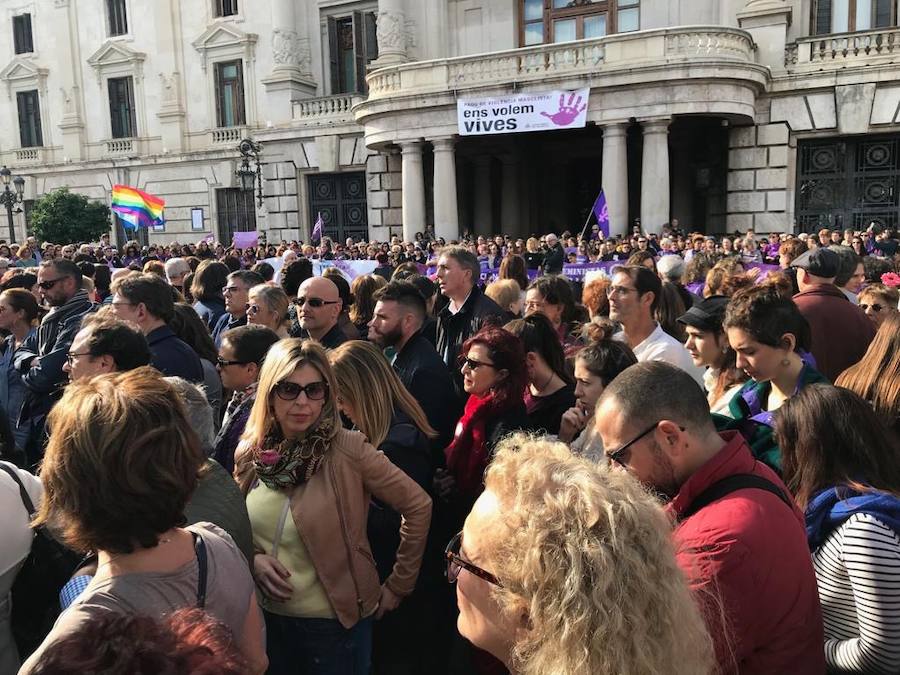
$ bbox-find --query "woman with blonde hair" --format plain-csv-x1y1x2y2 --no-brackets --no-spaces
247,284,290,338
235,339,431,673
836,312,900,437
484,279,523,321
328,340,437,674
448,434,715,675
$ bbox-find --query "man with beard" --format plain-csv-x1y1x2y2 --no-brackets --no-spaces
369,280,456,452
594,362,824,675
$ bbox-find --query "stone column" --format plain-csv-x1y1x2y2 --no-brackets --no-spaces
500,154,520,234
432,137,460,241
640,119,671,232
601,123,629,237
262,0,316,122
472,156,493,236
372,0,408,67
399,140,426,242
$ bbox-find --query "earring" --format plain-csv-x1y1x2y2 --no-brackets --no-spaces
781,357,790,367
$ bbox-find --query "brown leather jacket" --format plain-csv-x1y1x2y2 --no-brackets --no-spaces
237,428,432,628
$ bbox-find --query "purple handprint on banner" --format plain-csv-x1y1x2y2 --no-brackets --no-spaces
541,92,587,127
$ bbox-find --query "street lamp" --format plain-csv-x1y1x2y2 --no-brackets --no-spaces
0,167,25,244
235,138,263,208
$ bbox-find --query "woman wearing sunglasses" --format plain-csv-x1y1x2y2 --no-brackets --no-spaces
246,284,290,338
445,435,715,674
234,339,431,674
856,283,899,329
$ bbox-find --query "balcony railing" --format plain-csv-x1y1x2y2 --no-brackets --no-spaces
293,94,362,125
106,138,134,154
15,148,41,163
366,27,756,100
211,127,244,144
786,27,900,68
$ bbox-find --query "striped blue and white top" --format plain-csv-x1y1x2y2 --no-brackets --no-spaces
813,512,900,674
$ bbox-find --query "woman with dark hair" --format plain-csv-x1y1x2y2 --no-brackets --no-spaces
524,275,580,352
171,303,223,422
498,254,529,292
435,327,528,516
92,264,112,303
195,240,215,260
349,275,386,339
0,289,38,463
190,260,229,331
122,243,141,267
776,384,900,674
557,320,636,461
504,313,575,436
722,283,827,471
678,296,748,416
836,312,900,437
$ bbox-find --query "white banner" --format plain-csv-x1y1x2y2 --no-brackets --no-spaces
457,89,589,136
312,260,377,282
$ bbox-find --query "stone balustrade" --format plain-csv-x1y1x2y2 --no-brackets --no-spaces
106,139,134,154
14,148,42,163
366,27,755,100
292,94,362,125
211,127,245,145
786,27,900,69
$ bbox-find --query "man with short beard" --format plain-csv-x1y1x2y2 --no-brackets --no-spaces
369,280,456,451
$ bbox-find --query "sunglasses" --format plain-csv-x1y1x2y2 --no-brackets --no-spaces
38,277,66,290
445,532,502,587
606,423,686,467
460,357,496,371
246,303,261,316
859,303,884,312
216,357,249,368
292,296,339,308
273,380,329,401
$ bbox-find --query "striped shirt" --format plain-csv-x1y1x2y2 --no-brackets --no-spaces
813,513,900,674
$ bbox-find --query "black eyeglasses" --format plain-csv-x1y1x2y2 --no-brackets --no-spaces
273,380,329,401
860,303,884,312
65,351,92,366
293,296,339,308
38,277,66,290
246,303,261,316
606,423,686,467
460,357,496,371
445,532,502,587
216,357,249,368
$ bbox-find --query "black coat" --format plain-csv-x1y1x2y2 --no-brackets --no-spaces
393,332,458,456
542,243,565,274
435,286,505,400
147,325,204,384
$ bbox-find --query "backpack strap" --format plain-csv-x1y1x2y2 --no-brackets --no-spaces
191,531,208,609
0,461,35,516
680,473,792,521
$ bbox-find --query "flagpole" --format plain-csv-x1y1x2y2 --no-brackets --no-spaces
579,204,594,242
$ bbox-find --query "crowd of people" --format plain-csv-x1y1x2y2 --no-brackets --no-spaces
0,219,899,674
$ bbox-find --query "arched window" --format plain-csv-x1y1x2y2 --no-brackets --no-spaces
812,0,895,35
520,0,639,47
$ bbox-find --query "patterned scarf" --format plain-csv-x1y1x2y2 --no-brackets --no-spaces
250,415,335,490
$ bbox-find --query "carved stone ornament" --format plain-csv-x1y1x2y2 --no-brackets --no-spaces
376,10,406,53
60,86,75,115
159,71,179,103
272,28,310,72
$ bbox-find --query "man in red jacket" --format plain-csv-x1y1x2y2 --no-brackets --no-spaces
595,362,825,674
791,247,875,381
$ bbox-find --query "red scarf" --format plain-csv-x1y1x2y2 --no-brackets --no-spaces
445,393,501,495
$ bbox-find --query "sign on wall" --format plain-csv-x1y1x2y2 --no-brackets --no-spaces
457,89,589,136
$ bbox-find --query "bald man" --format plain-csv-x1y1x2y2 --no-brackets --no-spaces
292,276,348,349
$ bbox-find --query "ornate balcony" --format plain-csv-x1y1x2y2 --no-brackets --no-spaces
365,27,757,101
786,27,900,70
14,147,42,164
211,127,245,145
293,94,362,126
106,139,134,155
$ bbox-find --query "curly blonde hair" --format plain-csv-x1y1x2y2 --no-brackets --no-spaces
479,435,715,675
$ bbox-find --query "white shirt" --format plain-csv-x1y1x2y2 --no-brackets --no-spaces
617,323,705,387
0,462,42,576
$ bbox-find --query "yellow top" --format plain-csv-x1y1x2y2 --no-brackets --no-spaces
247,481,336,619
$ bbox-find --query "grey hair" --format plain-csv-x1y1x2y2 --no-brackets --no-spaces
163,376,216,452
656,255,686,283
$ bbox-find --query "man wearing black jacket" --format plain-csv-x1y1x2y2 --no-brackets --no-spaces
435,246,505,400
369,280,457,452
541,233,565,275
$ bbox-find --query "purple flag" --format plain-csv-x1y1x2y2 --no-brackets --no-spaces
312,212,324,244
233,231,258,249
592,190,609,238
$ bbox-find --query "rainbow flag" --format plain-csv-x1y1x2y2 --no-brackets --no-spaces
111,185,165,230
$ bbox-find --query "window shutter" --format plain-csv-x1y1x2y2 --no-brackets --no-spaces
235,61,246,126
327,16,340,94
24,14,32,52
16,93,27,147
214,63,224,128
352,11,367,94
126,77,137,136
815,0,832,34
32,93,42,147
108,78,118,138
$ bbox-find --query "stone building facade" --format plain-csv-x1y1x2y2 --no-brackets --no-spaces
0,0,897,244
